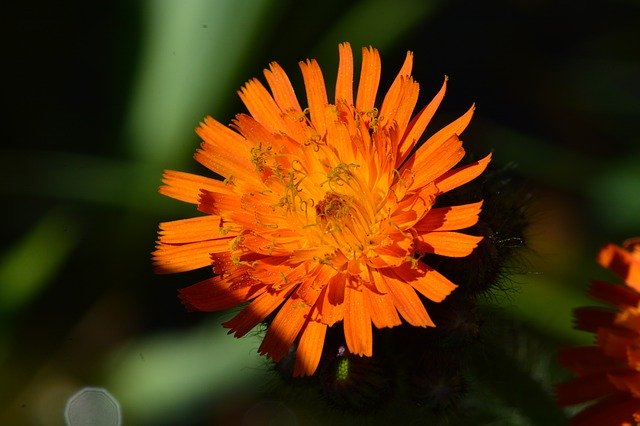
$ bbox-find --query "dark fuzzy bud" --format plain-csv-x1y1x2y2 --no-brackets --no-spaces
428,164,531,296
428,296,482,348
408,351,467,411
318,340,393,411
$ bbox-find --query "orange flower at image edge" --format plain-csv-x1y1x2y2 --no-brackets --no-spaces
557,238,640,425
153,43,491,377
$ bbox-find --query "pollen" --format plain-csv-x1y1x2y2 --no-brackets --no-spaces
316,192,352,222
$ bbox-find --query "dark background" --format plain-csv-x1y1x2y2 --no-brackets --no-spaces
2,0,639,424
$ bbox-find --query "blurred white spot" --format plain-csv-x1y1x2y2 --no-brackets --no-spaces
65,387,121,426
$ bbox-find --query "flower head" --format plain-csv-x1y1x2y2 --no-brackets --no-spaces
557,238,640,425
153,43,491,377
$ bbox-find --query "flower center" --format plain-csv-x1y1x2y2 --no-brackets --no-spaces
316,192,352,231
310,172,380,261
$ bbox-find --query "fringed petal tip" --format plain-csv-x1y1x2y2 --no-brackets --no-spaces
572,306,616,332
177,288,200,312
598,242,640,291
434,151,492,195
152,258,180,275
588,280,640,308
417,232,483,258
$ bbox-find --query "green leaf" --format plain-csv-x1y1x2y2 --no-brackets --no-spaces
0,209,82,315
125,0,273,165
106,319,266,425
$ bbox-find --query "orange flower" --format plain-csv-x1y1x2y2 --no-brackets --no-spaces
557,238,640,425
153,43,491,377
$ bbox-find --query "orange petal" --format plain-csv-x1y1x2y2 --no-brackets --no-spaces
414,201,483,233
335,42,354,105
428,104,474,147
416,231,483,257
197,190,247,220
197,115,251,153
434,152,492,194
326,272,346,305
296,264,335,306
395,50,413,77
153,238,234,273
598,327,636,359
588,280,640,307
198,192,266,231
258,295,311,362
627,345,640,373
246,256,293,285
194,150,255,190
159,170,232,205
369,265,391,293
393,261,457,303
570,394,639,426
241,231,298,257
607,371,640,395
238,78,288,134
223,287,293,338
379,51,413,126
384,77,419,143
232,114,279,149
573,307,617,332
231,113,304,169
404,134,465,190
390,183,438,229
556,373,617,406
363,283,402,329
195,117,260,184
318,274,346,326
558,346,620,375
403,104,473,169
209,252,261,277
382,271,435,327
343,283,373,356
299,59,328,136
615,305,640,333
323,105,354,163
178,277,264,312
263,62,303,114
158,215,226,244
293,318,327,377
373,230,414,267
396,78,447,166
239,191,296,227
598,243,640,291
355,46,381,112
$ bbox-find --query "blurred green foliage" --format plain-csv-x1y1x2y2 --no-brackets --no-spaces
2,0,639,424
